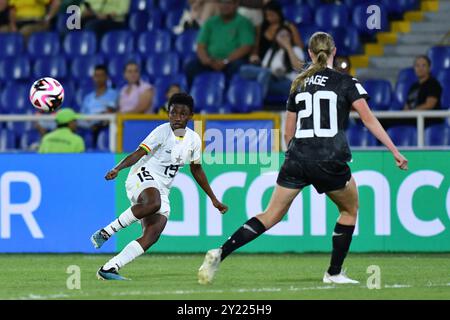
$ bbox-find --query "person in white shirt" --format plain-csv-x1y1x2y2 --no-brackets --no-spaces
90,93,228,280
240,25,305,99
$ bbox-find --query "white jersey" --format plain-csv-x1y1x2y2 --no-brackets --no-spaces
128,123,202,193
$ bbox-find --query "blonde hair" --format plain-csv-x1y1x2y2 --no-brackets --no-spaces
290,32,335,93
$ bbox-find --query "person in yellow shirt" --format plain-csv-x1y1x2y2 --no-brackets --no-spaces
10,0,60,40
38,108,85,153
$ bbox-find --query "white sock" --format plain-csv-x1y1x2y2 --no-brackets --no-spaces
103,207,138,236
103,240,144,271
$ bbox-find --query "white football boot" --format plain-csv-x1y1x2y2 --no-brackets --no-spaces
323,270,359,284
198,248,222,285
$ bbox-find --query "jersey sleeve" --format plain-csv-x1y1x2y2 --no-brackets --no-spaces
286,92,297,112
344,76,370,104
139,126,164,154
191,133,202,164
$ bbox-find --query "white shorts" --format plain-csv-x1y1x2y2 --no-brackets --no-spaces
125,173,170,218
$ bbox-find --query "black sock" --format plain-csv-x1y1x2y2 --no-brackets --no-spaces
327,223,355,275
220,217,266,261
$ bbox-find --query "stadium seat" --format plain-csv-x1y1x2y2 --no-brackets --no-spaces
63,31,97,58
70,55,105,81
227,78,263,113
0,129,17,150
315,4,349,29
283,4,313,25
165,10,184,31
20,129,41,151
175,30,199,56
363,79,392,111
76,127,94,150
427,46,450,76
107,53,142,86
190,72,225,112
145,52,180,77
391,68,417,110
380,0,418,14
129,11,163,33
129,0,155,12
152,74,188,111
0,83,30,114
347,124,378,147
298,25,320,49
33,56,68,79
159,0,186,11
0,33,24,58
437,69,450,109
327,26,361,55
0,57,31,81
96,127,110,151
397,67,417,83
137,31,172,55
352,3,388,35
100,31,134,56
424,124,449,146
28,32,60,57
387,126,417,146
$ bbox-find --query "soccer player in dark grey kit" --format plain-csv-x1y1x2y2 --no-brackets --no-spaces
198,32,408,284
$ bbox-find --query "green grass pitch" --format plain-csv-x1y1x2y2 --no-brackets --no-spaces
1,253,449,300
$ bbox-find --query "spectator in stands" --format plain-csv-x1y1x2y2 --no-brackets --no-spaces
249,1,303,66
38,108,85,153
334,56,351,75
10,0,60,40
404,55,442,111
173,0,218,35
81,0,130,39
118,61,154,114
80,64,118,146
240,25,304,99
185,0,255,86
0,0,17,32
157,84,182,115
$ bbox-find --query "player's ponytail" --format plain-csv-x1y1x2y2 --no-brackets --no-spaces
290,32,335,93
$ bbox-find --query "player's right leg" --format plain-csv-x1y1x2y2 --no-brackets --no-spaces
323,177,359,284
91,187,161,249
198,184,301,284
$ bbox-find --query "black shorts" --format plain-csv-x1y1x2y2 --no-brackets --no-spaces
276,159,351,194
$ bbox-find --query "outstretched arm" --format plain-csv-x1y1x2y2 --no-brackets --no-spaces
352,98,408,170
105,148,147,180
190,163,228,214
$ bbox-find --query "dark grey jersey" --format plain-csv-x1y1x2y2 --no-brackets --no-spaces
286,68,369,161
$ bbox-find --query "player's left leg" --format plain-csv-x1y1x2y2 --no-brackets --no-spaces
323,176,359,284
198,184,301,284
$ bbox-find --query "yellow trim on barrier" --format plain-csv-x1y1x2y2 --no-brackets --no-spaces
391,21,411,33
404,10,424,21
349,55,369,68
116,113,281,153
421,0,439,11
365,43,384,56
376,32,398,45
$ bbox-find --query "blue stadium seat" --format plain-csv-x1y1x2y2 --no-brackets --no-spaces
101,31,134,56
327,26,361,55
347,124,378,147
283,4,313,25
0,33,24,58
165,10,184,31
0,57,31,81
298,25,320,49
427,46,450,75
190,72,225,112
159,0,186,11
425,124,449,146
20,129,41,150
1,83,30,114
343,0,371,8
76,127,94,150
315,4,349,29
137,31,172,55
153,74,188,111
397,67,417,83
380,0,418,14
227,78,263,113
33,55,68,79
175,30,199,56
96,127,110,151
391,67,417,110
28,32,60,57
70,54,105,81
363,79,392,110
352,3,388,35
0,129,17,150
129,0,155,12
145,52,180,77
107,53,142,86
437,69,450,109
387,126,417,146
63,31,97,58
129,11,163,32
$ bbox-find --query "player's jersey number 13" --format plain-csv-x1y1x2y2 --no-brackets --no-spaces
295,90,338,138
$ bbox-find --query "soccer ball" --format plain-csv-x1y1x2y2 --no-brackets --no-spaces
29,77,64,113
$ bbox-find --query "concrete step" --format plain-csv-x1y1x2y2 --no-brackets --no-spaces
397,33,444,44
383,44,428,56
410,22,450,33
423,12,450,22
369,56,416,69
438,1,450,11
355,68,399,84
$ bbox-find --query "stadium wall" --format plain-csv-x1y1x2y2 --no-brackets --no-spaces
0,151,449,253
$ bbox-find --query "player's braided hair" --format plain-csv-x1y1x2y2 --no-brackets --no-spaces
290,32,335,93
